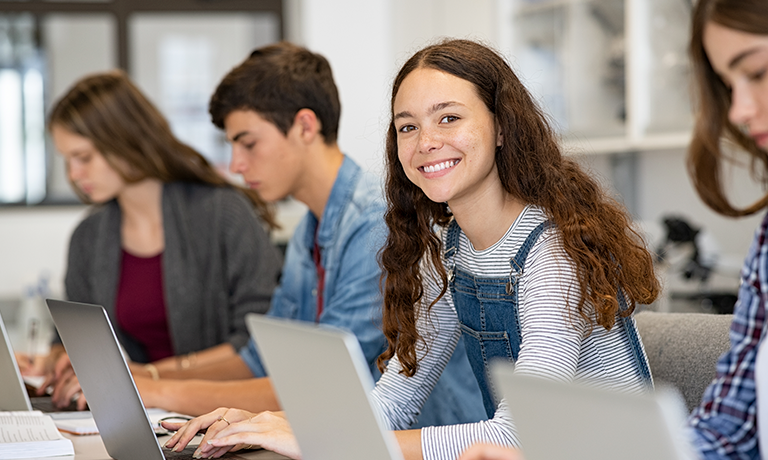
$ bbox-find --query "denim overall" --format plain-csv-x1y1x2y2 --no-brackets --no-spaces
444,219,653,418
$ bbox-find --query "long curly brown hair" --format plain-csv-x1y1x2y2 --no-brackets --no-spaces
49,70,277,229
689,0,768,216
378,39,660,376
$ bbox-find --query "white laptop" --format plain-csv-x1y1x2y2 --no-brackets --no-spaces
245,313,404,460
46,299,258,460
491,361,697,460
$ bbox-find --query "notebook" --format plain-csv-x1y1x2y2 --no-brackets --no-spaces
490,361,698,460
46,299,249,460
0,311,82,415
245,314,404,460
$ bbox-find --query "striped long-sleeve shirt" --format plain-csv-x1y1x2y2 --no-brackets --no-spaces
370,205,649,460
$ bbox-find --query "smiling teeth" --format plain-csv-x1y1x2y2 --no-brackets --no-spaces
424,160,458,173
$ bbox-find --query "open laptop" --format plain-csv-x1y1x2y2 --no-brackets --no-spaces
490,361,697,460
46,299,254,460
0,311,82,414
245,314,404,460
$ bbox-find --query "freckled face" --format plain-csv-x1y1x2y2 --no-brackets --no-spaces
704,21,768,150
51,125,127,203
225,110,304,203
392,67,503,208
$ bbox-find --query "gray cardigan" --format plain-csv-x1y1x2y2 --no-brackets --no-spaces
64,182,282,363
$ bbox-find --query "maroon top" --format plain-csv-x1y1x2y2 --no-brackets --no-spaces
312,227,325,322
115,250,174,362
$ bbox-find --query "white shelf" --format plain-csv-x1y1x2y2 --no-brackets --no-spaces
561,131,692,155
509,0,693,153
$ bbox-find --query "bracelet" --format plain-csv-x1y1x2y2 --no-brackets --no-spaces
178,352,198,370
144,363,160,381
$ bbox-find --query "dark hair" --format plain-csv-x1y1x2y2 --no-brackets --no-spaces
49,69,277,229
378,39,659,376
689,0,768,216
209,41,341,145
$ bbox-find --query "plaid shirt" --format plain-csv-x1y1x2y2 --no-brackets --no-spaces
689,211,768,459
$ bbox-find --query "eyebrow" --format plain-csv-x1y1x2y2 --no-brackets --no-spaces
394,101,462,121
230,131,250,143
728,47,764,69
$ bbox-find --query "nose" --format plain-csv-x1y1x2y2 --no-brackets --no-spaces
67,161,83,182
417,126,443,154
229,146,247,175
728,83,758,128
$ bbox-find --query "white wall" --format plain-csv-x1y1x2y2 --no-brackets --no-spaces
0,206,86,298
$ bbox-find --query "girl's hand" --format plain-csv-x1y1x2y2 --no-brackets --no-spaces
197,411,301,459
161,407,255,455
459,444,524,460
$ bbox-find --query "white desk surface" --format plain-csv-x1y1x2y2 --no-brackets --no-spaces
63,432,289,460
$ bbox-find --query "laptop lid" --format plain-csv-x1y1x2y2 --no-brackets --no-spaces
490,361,696,460
46,299,167,460
0,312,33,411
245,314,404,460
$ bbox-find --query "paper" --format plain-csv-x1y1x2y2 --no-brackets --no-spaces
0,411,74,459
53,408,192,436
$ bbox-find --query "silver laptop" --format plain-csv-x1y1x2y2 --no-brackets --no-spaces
46,299,254,460
245,314,404,460
0,311,34,411
0,311,85,414
491,361,697,460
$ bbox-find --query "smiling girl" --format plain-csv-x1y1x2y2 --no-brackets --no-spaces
369,39,661,459
169,39,662,460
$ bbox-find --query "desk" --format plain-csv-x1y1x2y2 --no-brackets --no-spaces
64,432,289,460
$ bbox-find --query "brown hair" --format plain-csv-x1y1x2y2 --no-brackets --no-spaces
689,0,768,216
209,41,341,145
49,70,276,228
378,39,660,376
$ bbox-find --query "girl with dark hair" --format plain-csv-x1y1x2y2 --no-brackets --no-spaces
177,39,660,460
22,70,282,408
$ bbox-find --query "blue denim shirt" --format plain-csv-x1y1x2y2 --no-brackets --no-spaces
241,156,486,428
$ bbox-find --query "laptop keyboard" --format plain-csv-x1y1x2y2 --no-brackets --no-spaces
30,396,84,412
162,445,199,459
162,445,243,459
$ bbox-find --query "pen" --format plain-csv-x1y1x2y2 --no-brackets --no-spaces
27,318,39,358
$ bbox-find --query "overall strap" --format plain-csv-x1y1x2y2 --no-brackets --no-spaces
617,289,653,386
506,221,553,294
444,219,461,282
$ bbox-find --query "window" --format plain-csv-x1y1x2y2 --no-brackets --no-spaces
0,0,282,205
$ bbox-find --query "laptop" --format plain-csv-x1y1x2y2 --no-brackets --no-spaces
490,361,698,460
0,311,82,414
46,299,252,460
245,314,404,460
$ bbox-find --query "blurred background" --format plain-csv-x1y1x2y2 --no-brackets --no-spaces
0,0,761,324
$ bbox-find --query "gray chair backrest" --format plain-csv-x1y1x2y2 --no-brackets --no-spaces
634,311,732,412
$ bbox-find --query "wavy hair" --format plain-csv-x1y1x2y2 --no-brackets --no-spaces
49,70,276,228
689,0,768,216
378,39,660,376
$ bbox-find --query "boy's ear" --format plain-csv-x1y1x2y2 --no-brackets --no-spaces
293,108,322,142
